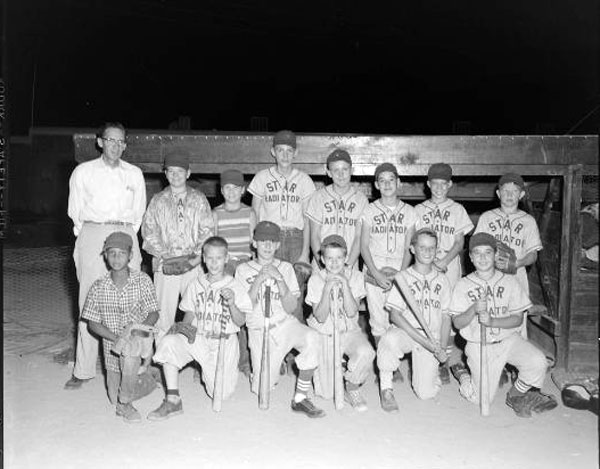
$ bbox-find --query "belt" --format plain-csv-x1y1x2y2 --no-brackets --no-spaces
280,228,302,237
84,220,131,226
202,332,236,340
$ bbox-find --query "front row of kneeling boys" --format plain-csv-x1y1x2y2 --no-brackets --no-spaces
84,222,557,423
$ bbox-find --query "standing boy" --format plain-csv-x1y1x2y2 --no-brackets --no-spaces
449,233,557,418
236,221,325,418
81,232,160,422
306,149,369,268
414,163,474,382
361,163,417,343
306,235,376,412
378,229,452,412
142,154,214,340
66,122,146,389
149,237,253,421
213,169,256,376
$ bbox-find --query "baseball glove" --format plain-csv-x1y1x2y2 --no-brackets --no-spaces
293,261,313,285
495,241,517,275
364,266,398,291
168,322,197,344
162,254,195,276
112,323,156,359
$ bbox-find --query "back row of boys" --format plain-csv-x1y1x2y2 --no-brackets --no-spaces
66,124,557,423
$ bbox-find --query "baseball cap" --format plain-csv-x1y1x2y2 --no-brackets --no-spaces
428,163,452,181
321,234,348,252
164,154,190,170
103,231,133,252
498,173,525,190
469,232,497,252
254,221,281,241
273,130,296,149
220,169,245,187
326,149,352,167
374,163,398,180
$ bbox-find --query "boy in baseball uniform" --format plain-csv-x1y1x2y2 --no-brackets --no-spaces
449,232,557,418
148,237,253,421
378,229,452,412
306,235,376,412
361,162,417,344
142,154,214,341
82,232,160,423
236,221,325,418
306,149,369,269
213,169,256,377
414,163,474,383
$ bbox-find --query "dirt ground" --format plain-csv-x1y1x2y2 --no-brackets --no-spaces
3,246,599,469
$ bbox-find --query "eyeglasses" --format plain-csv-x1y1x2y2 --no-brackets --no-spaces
102,137,126,146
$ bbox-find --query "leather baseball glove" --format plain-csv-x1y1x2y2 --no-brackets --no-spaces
495,241,518,275
168,322,197,344
364,266,398,291
112,323,156,359
293,261,313,285
162,254,196,276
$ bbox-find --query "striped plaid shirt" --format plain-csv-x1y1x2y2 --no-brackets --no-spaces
82,270,159,372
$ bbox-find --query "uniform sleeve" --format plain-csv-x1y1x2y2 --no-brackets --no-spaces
455,204,475,235
350,271,366,301
448,281,472,316
67,166,85,236
385,282,407,312
473,211,491,235
233,280,253,315
360,204,373,227
131,167,147,233
439,275,452,314
414,204,425,230
179,281,198,314
523,215,543,255
247,171,265,198
281,262,300,296
305,191,322,224
300,173,316,200
81,280,102,323
141,195,168,259
305,274,324,306
506,276,533,314
194,192,215,253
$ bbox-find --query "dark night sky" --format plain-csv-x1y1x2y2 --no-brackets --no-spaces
6,0,600,135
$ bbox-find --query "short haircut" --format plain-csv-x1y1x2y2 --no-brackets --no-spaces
203,236,229,252
410,228,438,247
321,239,348,255
98,122,126,138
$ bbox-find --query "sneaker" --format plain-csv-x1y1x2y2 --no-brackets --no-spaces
527,389,558,414
506,392,532,418
291,398,326,418
458,378,478,404
64,376,91,390
116,402,142,423
147,398,183,421
380,389,399,413
345,389,368,412
450,363,469,382
439,364,451,385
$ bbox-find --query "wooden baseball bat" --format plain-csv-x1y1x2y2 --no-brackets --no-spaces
258,284,272,410
480,322,490,416
393,273,436,343
331,282,344,410
212,303,227,412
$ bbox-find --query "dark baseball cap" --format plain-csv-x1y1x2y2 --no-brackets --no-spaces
498,173,525,190
220,169,245,187
164,154,190,170
103,231,133,252
273,130,296,149
326,149,352,167
428,163,452,181
321,234,348,251
374,163,398,180
254,221,281,241
469,233,497,252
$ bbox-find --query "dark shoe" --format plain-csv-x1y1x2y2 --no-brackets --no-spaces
506,392,533,418
561,387,598,415
528,389,558,413
291,398,326,418
380,389,399,413
64,376,91,390
147,398,183,421
439,364,451,385
116,402,142,423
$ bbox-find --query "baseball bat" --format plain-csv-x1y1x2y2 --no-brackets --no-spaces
393,273,436,343
331,282,344,410
212,303,227,412
480,322,490,416
258,284,272,410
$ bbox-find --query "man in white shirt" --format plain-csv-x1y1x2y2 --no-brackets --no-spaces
65,122,147,389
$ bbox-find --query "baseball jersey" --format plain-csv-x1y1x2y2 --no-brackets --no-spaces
385,267,451,341
179,274,252,337
305,267,366,335
474,209,542,292
213,203,253,260
235,259,300,330
305,184,369,249
361,199,417,271
449,271,532,343
248,167,315,229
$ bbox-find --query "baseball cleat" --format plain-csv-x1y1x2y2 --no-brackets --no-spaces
505,392,532,418
64,376,92,390
380,389,399,413
527,389,558,413
291,398,326,418
147,398,183,421
116,402,142,423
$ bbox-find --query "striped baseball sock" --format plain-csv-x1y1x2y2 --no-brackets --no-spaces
166,389,181,401
509,379,531,396
294,369,314,403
